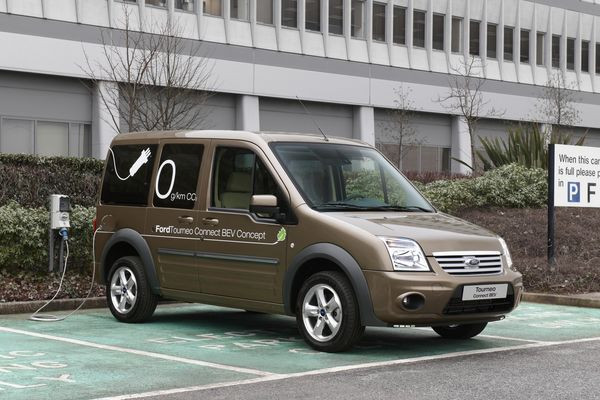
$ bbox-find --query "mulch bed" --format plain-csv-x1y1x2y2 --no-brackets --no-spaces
1,207,598,302
457,207,600,295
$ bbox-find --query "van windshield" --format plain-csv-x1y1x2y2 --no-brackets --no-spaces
271,142,434,212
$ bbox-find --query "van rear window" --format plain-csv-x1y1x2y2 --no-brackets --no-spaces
101,144,157,206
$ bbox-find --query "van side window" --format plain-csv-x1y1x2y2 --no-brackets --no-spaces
212,147,281,211
153,144,204,209
101,144,157,206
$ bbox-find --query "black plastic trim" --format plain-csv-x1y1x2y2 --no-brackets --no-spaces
100,228,161,295
158,248,279,265
283,243,385,326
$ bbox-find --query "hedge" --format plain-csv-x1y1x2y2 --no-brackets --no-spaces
0,202,95,273
418,164,547,213
0,154,102,208
0,162,547,273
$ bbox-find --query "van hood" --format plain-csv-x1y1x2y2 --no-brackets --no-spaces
324,212,502,255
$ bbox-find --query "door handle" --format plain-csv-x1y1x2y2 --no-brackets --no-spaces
202,218,219,226
177,216,194,224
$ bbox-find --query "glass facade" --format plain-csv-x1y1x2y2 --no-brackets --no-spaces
351,0,365,38
257,0,273,24
552,35,560,68
469,20,480,56
305,0,321,31
329,0,343,34
230,0,249,20
520,29,529,63
372,3,386,42
0,118,91,157
175,0,195,11
487,23,497,58
282,0,298,27
432,14,444,51
204,0,222,16
451,17,462,53
504,27,514,61
567,38,575,70
413,10,425,48
536,32,545,66
582,40,590,72
393,7,405,45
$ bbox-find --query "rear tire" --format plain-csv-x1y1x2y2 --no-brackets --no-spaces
107,256,157,323
296,271,364,352
432,322,488,339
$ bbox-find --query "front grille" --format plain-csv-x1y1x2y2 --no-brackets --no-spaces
443,285,515,315
433,251,503,276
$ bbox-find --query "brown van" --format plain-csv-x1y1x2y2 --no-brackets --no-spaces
93,130,523,352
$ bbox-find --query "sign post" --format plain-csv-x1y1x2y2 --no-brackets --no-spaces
550,143,600,266
547,144,556,266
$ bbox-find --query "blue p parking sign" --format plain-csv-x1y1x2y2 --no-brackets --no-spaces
568,182,580,203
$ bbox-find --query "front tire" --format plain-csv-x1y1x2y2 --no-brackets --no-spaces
296,271,364,352
432,322,488,339
107,256,157,323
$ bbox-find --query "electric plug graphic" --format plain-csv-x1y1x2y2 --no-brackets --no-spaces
129,147,151,177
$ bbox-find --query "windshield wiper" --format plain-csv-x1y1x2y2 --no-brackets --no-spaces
312,202,370,211
368,205,433,212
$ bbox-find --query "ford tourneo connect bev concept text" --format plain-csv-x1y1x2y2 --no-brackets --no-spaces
93,130,522,352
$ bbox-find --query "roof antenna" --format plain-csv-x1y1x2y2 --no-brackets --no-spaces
296,95,329,141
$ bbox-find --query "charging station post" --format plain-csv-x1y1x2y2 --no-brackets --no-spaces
48,194,71,272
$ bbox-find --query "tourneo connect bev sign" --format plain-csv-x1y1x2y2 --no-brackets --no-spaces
93,130,522,352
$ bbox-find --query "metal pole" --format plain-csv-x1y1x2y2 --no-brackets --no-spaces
48,227,54,272
547,144,556,267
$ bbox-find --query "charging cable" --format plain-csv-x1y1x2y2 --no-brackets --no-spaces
29,228,98,322
108,147,151,181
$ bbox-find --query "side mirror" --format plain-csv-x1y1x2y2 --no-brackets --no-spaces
250,195,279,216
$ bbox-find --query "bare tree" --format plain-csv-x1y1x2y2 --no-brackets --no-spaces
82,6,214,133
535,72,581,135
436,56,504,171
376,85,424,170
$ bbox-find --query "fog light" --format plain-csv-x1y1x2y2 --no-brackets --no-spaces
399,293,425,311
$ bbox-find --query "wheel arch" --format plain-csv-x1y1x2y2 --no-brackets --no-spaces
284,243,385,327
100,228,161,295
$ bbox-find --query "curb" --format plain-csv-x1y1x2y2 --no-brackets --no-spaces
0,297,106,315
523,293,600,309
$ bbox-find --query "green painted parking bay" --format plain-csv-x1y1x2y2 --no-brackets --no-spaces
1,302,600,399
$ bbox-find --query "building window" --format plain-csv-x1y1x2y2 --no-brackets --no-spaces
596,43,600,74
582,40,590,72
282,0,297,27
552,35,560,68
146,0,166,7
504,26,514,61
432,14,444,50
230,0,249,20
305,0,320,31
451,17,462,53
257,0,273,24
372,2,386,42
175,0,195,11
351,0,365,38
520,29,529,63
393,7,406,45
329,0,343,34
536,32,545,66
0,118,91,157
487,23,497,58
204,0,222,16
413,10,425,48
469,20,480,56
567,38,575,70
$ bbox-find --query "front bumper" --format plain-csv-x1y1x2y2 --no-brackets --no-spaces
363,269,523,326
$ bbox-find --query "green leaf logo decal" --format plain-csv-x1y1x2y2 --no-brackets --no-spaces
277,227,287,242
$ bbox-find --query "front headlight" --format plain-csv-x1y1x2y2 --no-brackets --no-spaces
379,237,431,272
498,237,514,270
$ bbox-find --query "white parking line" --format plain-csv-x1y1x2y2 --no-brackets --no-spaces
92,336,600,400
0,327,275,377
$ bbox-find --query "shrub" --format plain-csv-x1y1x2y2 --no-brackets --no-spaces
420,164,547,212
0,202,95,273
0,154,102,208
477,123,586,170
